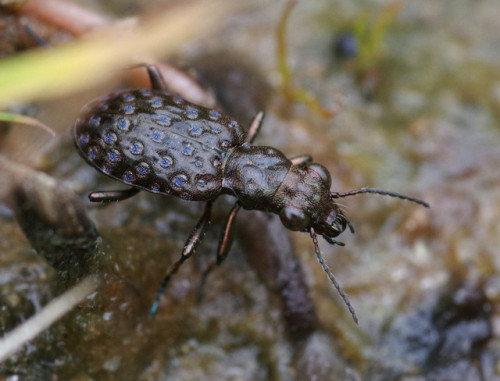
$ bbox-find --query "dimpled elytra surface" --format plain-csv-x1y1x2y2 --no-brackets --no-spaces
73,89,246,201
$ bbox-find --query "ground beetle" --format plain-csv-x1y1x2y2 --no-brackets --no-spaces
73,65,429,323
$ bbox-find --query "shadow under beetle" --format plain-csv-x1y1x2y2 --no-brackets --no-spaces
73,65,429,323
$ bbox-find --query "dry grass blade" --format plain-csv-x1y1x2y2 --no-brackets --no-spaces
0,1,241,107
0,276,100,363
0,112,56,136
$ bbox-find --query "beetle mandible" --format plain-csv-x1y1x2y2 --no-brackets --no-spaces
73,65,429,323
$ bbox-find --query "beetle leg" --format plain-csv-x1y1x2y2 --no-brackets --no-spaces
88,188,140,202
197,202,242,302
290,154,313,168
216,202,242,263
150,201,213,315
245,111,265,144
145,64,168,92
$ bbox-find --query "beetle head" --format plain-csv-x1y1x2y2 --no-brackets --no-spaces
278,161,358,322
312,203,354,245
278,163,354,244
278,162,429,324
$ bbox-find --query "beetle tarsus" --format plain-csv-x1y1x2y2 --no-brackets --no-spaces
197,261,215,304
150,201,213,315
196,202,242,304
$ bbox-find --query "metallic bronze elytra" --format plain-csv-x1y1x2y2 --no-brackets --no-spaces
73,65,429,323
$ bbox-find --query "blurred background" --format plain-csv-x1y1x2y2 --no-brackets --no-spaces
0,1,499,380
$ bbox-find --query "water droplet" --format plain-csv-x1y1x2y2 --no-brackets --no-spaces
141,89,151,97
123,93,135,102
99,103,109,111
152,130,164,143
89,147,97,160
155,114,171,126
210,125,221,134
104,131,117,144
182,145,194,156
173,96,183,104
188,125,203,137
213,159,221,167
136,162,149,176
123,171,135,182
228,120,238,129
209,110,220,120
194,160,203,168
116,118,131,131
108,150,120,162
160,156,173,168
79,135,89,145
122,104,135,114
89,116,100,126
220,141,230,149
130,141,144,155
186,108,199,119
173,174,187,187
103,165,111,174
151,98,163,108
197,179,206,188
151,183,159,192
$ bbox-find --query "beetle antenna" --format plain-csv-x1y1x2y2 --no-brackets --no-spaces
310,227,358,324
331,188,429,208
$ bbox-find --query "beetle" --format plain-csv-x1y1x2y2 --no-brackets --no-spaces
73,65,429,323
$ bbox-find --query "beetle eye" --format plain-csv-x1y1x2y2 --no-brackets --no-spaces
279,207,311,231
308,163,331,188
